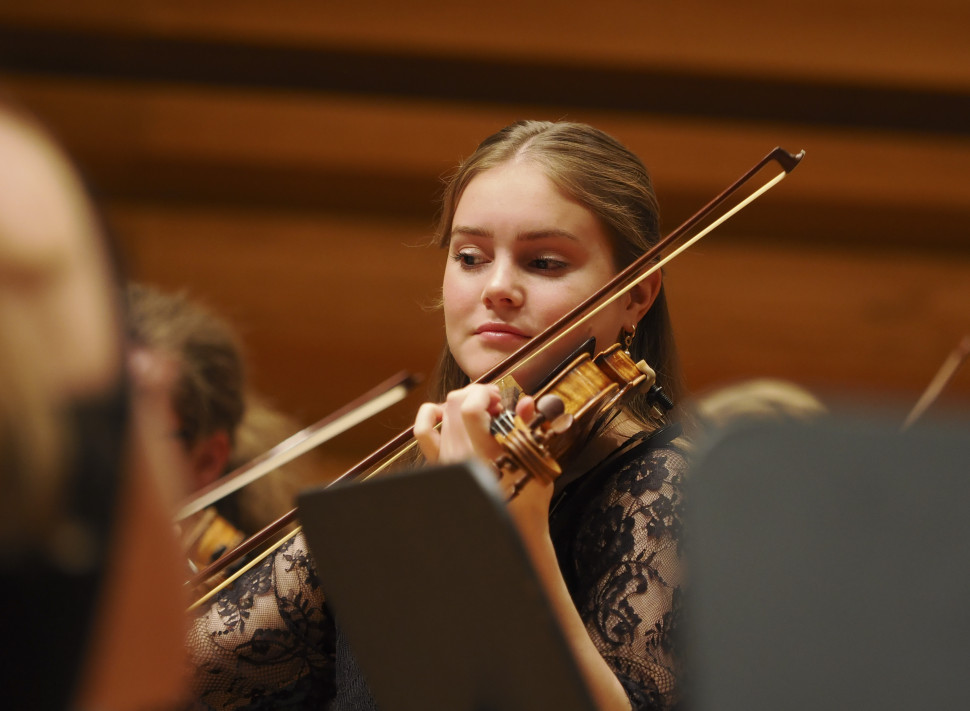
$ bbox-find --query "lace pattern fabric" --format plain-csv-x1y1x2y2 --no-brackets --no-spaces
184,537,335,710
553,444,686,710
183,442,685,711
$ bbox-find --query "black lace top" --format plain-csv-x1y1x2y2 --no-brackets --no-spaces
184,435,686,711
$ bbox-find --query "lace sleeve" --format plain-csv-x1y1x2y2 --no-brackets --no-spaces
553,445,686,711
183,533,336,710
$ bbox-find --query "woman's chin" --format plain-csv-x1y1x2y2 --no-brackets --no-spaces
458,341,578,392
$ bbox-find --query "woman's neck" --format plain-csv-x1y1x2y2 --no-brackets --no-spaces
559,408,646,482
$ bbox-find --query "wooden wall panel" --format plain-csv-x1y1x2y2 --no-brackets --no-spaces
2,0,968,89
3,75,968,249
109,206,444,452
667,243,970,408
108,203,970,461
1,0,968,460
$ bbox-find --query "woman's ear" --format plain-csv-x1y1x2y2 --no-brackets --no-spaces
189,430,231,491
624,270,662,324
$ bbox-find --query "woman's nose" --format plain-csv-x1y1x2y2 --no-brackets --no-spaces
482,262,523,308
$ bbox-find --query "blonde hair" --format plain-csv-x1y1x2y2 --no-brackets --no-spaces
228,393,323,532
693,379,827,431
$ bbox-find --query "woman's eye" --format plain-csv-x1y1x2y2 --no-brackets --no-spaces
452,250,485,268
530,256,568,271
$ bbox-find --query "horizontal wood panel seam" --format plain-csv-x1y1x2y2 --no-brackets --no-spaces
1,25,968,137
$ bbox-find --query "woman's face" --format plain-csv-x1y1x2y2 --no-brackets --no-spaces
443,160,654,388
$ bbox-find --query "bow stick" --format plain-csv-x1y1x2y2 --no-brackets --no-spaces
175,369,420,522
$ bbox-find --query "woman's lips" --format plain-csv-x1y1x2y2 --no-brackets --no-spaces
474,323,530,346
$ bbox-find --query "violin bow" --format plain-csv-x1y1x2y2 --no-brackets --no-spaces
186,146,805,605
480,147,806,385
328,145,806,487
901,335,970,431
175,369,420,522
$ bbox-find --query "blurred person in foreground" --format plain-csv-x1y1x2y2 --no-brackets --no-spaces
0,101,188,709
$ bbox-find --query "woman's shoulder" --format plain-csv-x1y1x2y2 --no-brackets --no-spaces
550,422,687,534
602,423,689,491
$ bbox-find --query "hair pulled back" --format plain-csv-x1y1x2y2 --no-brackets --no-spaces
430,120,684,420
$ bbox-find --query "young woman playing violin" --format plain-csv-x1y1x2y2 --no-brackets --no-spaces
185,120,686,711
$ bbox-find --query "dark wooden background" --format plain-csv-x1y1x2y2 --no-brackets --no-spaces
3,1,968,471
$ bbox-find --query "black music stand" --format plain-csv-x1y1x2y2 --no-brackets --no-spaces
684,412,970,710
297,460,597,711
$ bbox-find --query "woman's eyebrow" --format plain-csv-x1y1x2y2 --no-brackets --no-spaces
451,225,491,239
450,226,580,242
516,228,580,243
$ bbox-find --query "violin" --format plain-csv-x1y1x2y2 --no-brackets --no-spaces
177,370,418,604
489,341,671,499
186,145,805,609
178,507,246,575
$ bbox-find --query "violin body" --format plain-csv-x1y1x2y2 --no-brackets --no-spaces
492,343,664,499
179,507,246,575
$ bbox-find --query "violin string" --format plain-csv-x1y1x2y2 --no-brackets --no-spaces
490,411,515,436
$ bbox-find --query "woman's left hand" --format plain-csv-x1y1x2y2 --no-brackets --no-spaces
413,383,505,465
413,385,555,533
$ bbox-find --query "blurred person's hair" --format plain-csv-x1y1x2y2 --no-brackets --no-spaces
126,283,245,449
692,378,827,433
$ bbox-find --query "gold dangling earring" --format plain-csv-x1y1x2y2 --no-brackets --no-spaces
623,324,636,353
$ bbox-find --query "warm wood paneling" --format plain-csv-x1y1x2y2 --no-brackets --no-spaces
667,242,970,410
1,0,968,452
107,203,970,460
1,0,968,90
3,76,968,250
